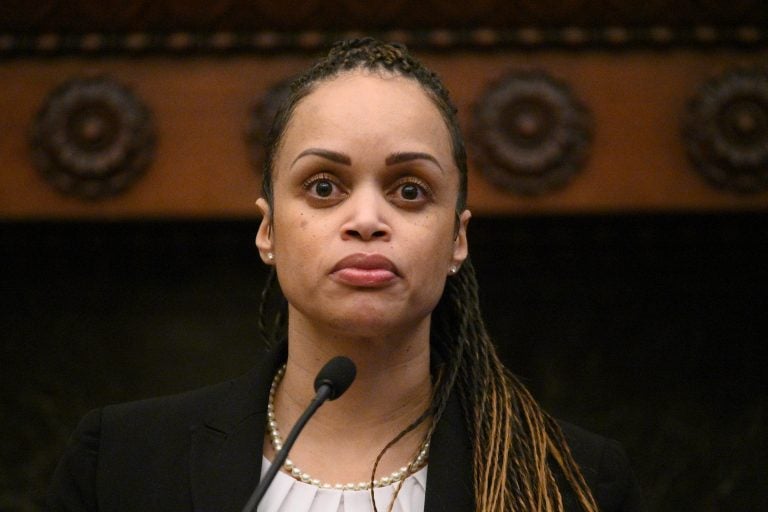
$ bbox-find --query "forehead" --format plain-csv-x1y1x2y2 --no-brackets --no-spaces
276,71,454,166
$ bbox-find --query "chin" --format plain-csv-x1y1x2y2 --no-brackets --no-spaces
287,287,440,338
348,304,438,337
328,308,404,334
312,302,430,338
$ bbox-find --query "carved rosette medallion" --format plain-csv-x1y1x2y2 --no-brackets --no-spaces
471,71,592,195
246,78,294,171
31,77,156,199
683,69,768,194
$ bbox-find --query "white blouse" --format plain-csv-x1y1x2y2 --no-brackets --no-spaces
257,457,428,512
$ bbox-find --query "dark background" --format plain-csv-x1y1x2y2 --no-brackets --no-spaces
2,213,765,511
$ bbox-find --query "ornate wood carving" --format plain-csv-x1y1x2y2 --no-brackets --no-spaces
1,1,766,55
2,1,766,32
30,77,156,199
246,78,293,169
683,69,768,194
1,26,765,56
471,71,592,196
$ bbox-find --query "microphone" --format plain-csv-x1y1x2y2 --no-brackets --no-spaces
313,356,357,400
241,356,357,512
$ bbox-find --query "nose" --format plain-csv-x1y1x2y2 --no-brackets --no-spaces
340,187,391,242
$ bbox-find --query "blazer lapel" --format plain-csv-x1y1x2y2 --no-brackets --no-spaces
424,389,475,511
188,342,475,511
190,344,287,512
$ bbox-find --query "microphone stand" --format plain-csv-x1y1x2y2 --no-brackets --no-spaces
241,384,333,512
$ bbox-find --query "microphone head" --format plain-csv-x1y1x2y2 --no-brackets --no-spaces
313,356,356,400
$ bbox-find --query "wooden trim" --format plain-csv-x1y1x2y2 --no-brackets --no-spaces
3,52,768,219
1,26,766,57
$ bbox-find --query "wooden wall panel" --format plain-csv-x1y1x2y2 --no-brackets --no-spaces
1,51,767,219
0,57,306,219
2,0,767,218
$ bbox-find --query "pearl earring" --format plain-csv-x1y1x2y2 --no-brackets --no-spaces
267,252,274,261
449,265,458,275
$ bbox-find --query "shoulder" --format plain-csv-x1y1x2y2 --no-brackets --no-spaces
47,344,285,511
98,343,283,436
557,420,646,512
47,364,275,511
46,381,234,511
61,374,253,471
100,375,241,433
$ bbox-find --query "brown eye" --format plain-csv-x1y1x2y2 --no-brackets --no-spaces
302,173,344,205
314,180,334,197
389,178,432,207
401,183,420,200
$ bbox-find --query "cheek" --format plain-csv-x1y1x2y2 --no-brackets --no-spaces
271,211,328,286
410,250,451,317
273,208,315,248
408,222,456,278
420,214,457,256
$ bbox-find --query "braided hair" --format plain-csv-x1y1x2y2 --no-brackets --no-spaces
258,37,598,512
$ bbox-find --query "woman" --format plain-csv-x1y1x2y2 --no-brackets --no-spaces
48,38,643,512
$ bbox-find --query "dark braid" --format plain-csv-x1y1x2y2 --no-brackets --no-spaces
258,37,598,511
256,267,286,346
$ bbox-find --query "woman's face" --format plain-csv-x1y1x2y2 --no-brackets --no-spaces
256,71,470,336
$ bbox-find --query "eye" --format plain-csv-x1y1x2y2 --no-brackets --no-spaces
400,183,420,200
302,173,345,204
313,179,334,197
390,177,432,206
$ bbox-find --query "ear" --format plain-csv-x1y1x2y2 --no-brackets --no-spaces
450,209,471,273
255,198,274,265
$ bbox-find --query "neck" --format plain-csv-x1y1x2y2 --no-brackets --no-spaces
283,309,433,426
266,308,433,483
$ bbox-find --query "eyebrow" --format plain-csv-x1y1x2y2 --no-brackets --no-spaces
291,148,351,168
290,148,444,173
385,152,444,173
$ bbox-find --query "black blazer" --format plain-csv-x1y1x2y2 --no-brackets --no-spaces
47,344,644,511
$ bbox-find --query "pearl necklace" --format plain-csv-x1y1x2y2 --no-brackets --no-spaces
267,364,430,491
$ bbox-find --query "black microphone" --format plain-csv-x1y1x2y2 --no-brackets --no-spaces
241,356,357,512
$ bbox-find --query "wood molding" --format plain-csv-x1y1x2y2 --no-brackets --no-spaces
1,26,766,57
3,52,768,219
2,1,766,33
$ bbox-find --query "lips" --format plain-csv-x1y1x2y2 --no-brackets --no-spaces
330,253,399,287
